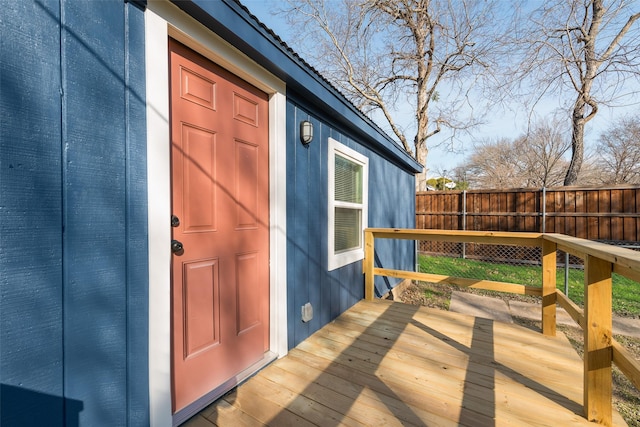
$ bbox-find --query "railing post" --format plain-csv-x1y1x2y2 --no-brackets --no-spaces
542,238,557,336
364,230,375,301
584,255,613,426
564,252,570,296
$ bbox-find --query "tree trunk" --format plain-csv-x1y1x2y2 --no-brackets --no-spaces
564,102,585,186
415,143,428,191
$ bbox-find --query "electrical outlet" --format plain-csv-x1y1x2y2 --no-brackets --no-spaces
301,302,313,323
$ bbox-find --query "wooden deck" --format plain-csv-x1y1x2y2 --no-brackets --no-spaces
185,300,627,427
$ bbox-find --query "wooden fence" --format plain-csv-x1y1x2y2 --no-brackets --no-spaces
416,186,640,244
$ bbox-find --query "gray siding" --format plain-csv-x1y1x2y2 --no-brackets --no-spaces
0,1,148,426
286,98,416,349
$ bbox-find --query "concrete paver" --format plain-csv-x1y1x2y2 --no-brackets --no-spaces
449,291,640,338
612,316,640,338
508,300,575,326
449,292,513,323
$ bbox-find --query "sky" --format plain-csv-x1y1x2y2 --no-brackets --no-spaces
242,0,637,179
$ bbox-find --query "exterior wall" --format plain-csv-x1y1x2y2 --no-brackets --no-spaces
286,96,416,349
153,0,420,414
1,0,419,425
0,1,148,426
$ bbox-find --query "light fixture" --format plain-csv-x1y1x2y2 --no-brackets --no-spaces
300,120,313,145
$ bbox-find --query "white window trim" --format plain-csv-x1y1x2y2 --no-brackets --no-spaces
327,137,369,271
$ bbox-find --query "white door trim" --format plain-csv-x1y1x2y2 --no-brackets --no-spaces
145,3,288,426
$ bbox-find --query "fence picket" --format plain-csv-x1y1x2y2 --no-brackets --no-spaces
417,186,640,245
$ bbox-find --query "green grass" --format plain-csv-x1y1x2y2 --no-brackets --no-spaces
418,255,640,317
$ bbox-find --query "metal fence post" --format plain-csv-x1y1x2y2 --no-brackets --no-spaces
541,187,546,233
462,190,467,259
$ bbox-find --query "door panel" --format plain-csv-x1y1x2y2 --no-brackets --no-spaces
181,124,217,232
236,252,260,334
169,40,270,413
183,259,220,357
180,67,216,110
235,140,259,229
233,92,259,125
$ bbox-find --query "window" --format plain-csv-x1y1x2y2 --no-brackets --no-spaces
328,138,368,270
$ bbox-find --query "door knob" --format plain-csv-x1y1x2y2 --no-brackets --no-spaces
171,240,184,254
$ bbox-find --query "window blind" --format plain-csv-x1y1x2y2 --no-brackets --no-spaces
334,155,362,203
334,207,361,252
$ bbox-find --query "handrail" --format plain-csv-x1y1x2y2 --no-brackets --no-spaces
364,228,640,427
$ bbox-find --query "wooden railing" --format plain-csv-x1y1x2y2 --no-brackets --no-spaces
364,228,640,427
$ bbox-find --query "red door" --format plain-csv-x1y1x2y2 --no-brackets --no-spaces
169,40,270,412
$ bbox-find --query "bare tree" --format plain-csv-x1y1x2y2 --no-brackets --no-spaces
464,137,528,189
508,0,640,185
575,154,606,186
463,118,571,189
276,0,502,190
519,117,572,187
596,115,640,184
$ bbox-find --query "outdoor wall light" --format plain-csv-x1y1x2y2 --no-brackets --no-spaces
300,120,313,145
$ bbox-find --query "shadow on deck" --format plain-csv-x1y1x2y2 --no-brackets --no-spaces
186,299,627,426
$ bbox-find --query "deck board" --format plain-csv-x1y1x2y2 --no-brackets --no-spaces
187,300,627,427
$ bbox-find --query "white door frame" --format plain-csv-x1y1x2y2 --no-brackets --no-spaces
145,2,288,425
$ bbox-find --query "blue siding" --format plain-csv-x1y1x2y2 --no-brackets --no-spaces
63,1,128,423
0,1,148,426
124,4,150,425
369,154,416,295
286,97,416,349
1,0,65,424
289,105,311,345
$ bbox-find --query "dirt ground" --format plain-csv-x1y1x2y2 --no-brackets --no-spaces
398,281,640,427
